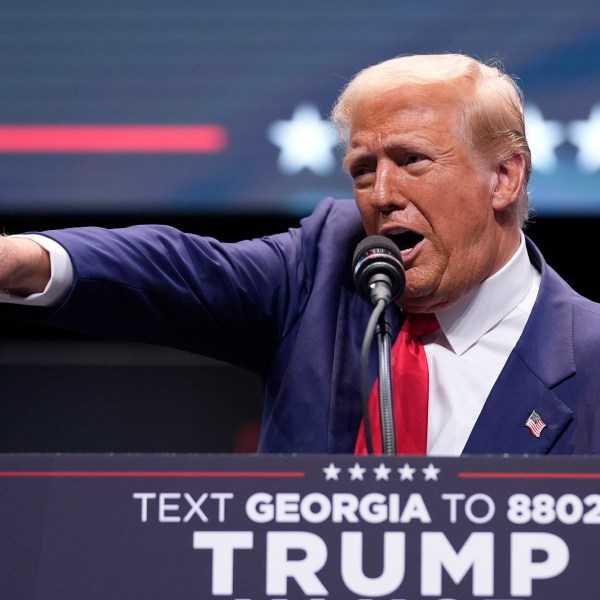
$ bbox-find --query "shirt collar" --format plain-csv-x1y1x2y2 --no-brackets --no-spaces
435,233,534,355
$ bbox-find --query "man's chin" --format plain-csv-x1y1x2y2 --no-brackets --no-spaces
395,282,444,314
396,293,432,314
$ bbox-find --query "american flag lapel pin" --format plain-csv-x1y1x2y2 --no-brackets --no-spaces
525,410,547,438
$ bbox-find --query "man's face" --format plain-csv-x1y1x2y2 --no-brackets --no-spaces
345,83,517,313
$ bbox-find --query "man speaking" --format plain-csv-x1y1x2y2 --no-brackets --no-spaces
1,54,599,455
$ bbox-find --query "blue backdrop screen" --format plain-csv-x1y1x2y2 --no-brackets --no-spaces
0,1,598,216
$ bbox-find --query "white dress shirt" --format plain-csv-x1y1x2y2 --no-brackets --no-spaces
1,233,540,456
425,234,541,455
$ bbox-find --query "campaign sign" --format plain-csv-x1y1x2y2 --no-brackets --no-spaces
1,453,600,599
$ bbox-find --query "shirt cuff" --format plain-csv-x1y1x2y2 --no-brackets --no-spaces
0,234,74,307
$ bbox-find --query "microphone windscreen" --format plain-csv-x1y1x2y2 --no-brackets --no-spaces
352,235,405,304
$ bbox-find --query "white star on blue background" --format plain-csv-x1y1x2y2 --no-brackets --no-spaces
398,463,417,481
525,104,565,173
267,103,339,176
322,462,341,481
373,463,392,481
569,104,600,173
422,463,441,481
348,462,367,481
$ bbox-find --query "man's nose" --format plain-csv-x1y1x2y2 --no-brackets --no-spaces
370,163,407,211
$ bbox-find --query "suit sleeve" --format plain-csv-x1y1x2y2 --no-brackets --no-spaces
39,200,342,375
40,223,308,374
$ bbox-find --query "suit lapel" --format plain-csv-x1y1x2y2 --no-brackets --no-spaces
463,238,576,455
462,352,573,453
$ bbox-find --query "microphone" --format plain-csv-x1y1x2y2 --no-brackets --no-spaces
353,235,405,305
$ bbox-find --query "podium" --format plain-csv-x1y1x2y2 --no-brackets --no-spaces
2,453,600,599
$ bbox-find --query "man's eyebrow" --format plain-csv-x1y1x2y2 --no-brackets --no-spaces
343,134,423,170
342,149,370,173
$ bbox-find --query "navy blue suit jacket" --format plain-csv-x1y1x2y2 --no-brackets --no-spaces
41,199,600,454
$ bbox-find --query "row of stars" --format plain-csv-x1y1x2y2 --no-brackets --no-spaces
268,102,600,176
322,462,441,482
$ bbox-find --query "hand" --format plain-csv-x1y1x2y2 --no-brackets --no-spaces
0,236,51,297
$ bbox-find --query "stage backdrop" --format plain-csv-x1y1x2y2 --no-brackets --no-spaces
0,1,599,455
0,0,598,217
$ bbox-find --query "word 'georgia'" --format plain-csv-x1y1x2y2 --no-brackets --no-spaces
246,492,431,524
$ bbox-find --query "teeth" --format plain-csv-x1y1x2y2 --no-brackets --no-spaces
386,227,408,236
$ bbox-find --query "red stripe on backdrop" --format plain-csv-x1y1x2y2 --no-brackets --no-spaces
0,125,228,153
459,472,600,479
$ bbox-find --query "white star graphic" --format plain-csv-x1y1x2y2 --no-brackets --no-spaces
348,462,367,481
421,462,441,482
568,104,600,173
322,462,341,481
373,463,392,481
267,103,339,175
524,104,565,173
397,462,417,481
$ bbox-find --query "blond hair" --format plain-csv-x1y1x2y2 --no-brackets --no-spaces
331,54,531,226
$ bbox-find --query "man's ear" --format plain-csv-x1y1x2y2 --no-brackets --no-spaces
491,154,527,212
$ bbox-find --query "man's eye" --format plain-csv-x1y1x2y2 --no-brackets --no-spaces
404,155,421,165
351,166,372,179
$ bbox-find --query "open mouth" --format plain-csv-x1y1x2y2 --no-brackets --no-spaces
387,229,424,253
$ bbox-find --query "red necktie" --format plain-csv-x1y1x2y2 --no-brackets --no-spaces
355,313,439,455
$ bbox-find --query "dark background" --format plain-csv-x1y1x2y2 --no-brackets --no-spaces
0,0,598,452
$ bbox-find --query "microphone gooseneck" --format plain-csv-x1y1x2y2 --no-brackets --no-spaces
353,235,405,455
